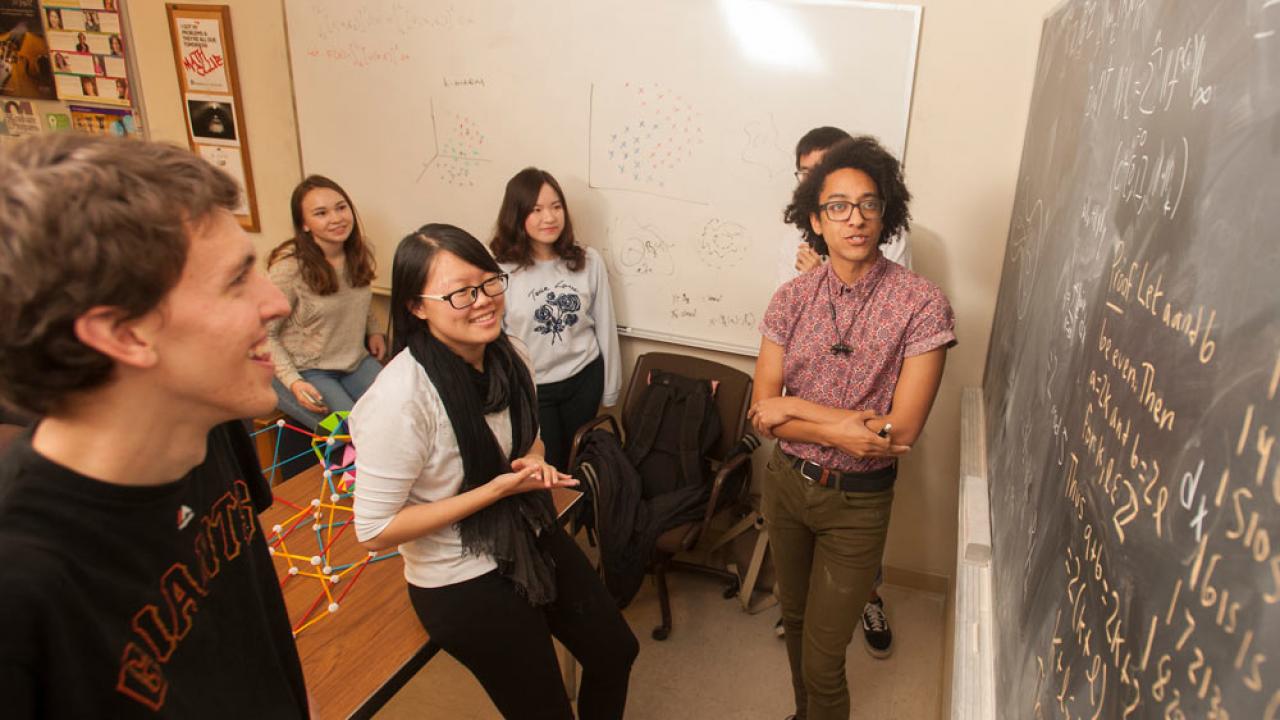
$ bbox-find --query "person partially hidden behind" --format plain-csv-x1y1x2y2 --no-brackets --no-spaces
0,134,308,717
751,136,955,720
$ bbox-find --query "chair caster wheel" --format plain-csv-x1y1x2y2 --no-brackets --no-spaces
652,626,670,641
723,581,740,599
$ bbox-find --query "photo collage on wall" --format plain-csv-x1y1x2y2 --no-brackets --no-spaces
1,1,57,102
2,0,137,139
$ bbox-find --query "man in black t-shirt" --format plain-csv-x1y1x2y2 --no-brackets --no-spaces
0,135,307,717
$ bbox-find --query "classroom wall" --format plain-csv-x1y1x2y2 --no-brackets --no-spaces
124,0,301,259
121,0,1061,582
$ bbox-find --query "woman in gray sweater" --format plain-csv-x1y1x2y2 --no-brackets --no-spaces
266,175,385,428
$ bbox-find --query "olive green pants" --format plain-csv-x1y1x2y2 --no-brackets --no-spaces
761,445,894,720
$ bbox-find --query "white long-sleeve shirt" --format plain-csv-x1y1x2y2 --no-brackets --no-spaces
350,339,537,588
499,246,621,405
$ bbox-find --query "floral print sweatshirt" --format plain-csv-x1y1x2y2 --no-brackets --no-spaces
499,246,622,406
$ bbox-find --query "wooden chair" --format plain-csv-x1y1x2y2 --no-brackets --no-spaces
568,352,753,640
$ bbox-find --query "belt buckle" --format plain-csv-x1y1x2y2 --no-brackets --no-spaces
800,460,817,485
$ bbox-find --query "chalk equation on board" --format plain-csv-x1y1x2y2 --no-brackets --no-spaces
984,2,1280,716
1008,192,1045,321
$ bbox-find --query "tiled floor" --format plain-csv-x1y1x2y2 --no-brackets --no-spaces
375,572,944,719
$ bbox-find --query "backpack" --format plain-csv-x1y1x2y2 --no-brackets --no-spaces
623,369,721,499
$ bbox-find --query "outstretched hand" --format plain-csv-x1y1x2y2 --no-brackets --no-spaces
505,454,579,493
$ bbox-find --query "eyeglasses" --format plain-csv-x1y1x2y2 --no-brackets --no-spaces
419,273,509,310
818,198,885,222
794,169,811,183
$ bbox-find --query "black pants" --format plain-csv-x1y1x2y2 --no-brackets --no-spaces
537,355,604,472
408,525,638,720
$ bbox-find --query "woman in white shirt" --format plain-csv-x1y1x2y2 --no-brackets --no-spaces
350,224,636,720
490,168,621,471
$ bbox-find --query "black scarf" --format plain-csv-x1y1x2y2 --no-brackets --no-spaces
408,328,558,605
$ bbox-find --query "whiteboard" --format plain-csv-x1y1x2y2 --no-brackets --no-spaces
283,0,921,355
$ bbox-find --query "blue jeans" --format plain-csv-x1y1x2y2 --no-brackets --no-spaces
273,355,382,430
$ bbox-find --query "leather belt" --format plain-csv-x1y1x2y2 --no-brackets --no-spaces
787,453,895,493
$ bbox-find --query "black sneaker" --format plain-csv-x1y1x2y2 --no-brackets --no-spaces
861,598,893,658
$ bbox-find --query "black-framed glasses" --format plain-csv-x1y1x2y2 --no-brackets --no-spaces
818,197,885,222
419,273,508,310
794,169,810,183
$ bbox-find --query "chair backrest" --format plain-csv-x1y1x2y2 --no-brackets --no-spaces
620,352,752,462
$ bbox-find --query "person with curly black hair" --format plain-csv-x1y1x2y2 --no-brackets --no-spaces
489,167,621,471
750,136,956,720
777,127,912,287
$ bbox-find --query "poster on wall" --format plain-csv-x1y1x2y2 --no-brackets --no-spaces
1,0,57,99
197,144,250,216
166,4,258,231
172,15,227,92
2,97,41,134
44,109,69,130
69,101,135,135
44,0,131,107
185,91,236,145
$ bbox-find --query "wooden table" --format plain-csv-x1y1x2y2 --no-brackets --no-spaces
260,466,582,719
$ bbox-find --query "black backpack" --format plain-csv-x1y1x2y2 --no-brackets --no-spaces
623,369,721,499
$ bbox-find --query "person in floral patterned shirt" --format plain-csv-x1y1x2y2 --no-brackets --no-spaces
490,168,621,471
749,136,956,720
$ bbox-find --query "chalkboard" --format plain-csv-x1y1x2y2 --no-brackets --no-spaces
281,0,920,355
983,0,1280,717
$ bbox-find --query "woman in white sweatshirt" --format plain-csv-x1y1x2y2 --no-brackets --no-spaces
490,168,621,471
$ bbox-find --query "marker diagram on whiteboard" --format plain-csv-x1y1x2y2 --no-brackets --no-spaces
588,81,707,204
696,218,749,270
416,99,489,187
739,113,790,180
603,216,675,282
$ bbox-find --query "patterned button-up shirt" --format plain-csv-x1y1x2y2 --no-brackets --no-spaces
760,256,956,472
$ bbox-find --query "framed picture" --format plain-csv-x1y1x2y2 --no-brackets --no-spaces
165,4,258,231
